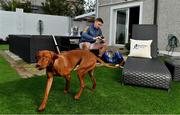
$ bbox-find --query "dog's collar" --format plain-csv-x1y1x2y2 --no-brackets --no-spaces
47,58,56,68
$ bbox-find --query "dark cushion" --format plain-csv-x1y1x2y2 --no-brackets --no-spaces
123,57,172,89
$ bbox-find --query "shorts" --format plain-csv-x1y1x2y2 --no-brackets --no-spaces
79,40,107,50
79,42,94,49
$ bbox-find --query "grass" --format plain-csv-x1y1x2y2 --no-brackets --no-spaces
0,44,9,50
0,44,180,114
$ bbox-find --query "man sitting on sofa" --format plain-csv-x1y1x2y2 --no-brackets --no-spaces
79,17,107,57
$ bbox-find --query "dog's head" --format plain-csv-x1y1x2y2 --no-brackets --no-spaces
35,50,58,70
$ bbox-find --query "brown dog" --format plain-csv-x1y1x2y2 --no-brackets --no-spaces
35,50,116,111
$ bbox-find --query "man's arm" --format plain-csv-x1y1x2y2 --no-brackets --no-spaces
81,32,95,42
81,27,95,43
98,28,103,37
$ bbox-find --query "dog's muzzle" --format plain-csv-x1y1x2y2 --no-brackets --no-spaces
35,64,43,70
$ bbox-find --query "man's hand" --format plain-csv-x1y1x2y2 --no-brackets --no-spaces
93,36,100,41
93,36,105,43
95,36,103,40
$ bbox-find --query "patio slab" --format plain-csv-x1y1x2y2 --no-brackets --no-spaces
0,50,45,78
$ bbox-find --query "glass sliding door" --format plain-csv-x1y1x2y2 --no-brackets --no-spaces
115,8,129,45
110,1,142,46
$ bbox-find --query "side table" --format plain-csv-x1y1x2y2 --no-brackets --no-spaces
165,58,180,81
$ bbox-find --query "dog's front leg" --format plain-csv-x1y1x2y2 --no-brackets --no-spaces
74,71,86,100
38,73,53,112
64,75,71,94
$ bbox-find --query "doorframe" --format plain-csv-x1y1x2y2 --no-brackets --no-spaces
109,1,143,46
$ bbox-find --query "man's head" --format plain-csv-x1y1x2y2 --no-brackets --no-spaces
94,18,103,29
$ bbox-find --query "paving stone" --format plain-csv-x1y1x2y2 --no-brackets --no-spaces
0,50,45,78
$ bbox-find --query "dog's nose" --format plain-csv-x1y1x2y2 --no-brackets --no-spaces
36,64,40,68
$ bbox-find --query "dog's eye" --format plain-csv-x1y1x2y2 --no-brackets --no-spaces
43,57,49,61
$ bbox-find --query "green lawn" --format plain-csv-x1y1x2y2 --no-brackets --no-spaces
0,44,9,50
0,44,180,114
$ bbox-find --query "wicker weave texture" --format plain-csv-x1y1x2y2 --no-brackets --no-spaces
123,57,171,89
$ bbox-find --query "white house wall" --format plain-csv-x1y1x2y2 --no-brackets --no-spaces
141,0,154,24
98,0,180,51
23,13,70,35
158,0,180,51
98,5,111,44
0,9,71,40
0,11,19,40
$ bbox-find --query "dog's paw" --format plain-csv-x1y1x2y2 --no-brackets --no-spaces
38,104,46,112
74,95,80,100
38,107,45,112
64,89,68,94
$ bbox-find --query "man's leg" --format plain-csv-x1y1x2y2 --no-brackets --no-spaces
99,44,108,57
91,43,108,57
79,42,91,50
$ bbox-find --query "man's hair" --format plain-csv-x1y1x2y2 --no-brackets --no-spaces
95,18,104,24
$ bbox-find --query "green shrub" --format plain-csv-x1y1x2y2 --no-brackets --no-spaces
0,0,32,13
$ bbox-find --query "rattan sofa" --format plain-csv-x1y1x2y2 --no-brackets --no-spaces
8,35,80,63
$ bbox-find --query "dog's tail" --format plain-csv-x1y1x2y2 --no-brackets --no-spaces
96,57,124,69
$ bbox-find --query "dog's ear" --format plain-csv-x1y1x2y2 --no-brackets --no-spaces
51,51,58,60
